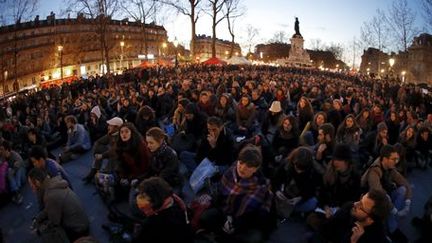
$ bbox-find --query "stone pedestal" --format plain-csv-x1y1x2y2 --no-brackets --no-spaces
276,34,311,66
287,34,310,65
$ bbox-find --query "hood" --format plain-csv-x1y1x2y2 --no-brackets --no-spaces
43,176,69,191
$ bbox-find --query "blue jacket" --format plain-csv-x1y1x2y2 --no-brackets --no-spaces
45,158,72,188
67,124,91,150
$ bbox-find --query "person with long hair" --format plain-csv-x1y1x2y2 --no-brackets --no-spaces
336,114,361,146
272,115,300,159
297,96,314,132
145,127,182,190
135,105,158,136
115,122,151,185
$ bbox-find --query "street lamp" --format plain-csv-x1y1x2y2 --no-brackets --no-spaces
57,45,63,81
173,38,179,67
120,41,125,70
162,42,167,57
401,71,406,83
388,57,395,79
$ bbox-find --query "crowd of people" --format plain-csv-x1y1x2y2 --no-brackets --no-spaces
0,64,432,243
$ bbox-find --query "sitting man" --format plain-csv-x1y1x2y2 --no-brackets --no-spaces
59,115,91,163
0,140,26,204
200,145,274,243
315,189,391,243
361,144,412,239
83,116,123,183
29,145,71,188
28,168,89,242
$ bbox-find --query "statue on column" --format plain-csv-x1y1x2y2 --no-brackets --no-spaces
294,17,301,36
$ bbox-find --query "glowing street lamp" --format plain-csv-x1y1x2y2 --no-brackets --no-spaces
57,45,63,80
389,58,395,68
120,41,125,69
401,70,406,83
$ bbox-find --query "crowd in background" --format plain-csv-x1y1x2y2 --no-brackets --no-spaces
0,64,432,243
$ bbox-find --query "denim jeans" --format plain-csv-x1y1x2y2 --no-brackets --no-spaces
8,167,26,192
387,186,407,233
294,197,318,213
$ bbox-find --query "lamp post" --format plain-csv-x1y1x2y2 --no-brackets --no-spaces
57,45,63,81
173,38,179,67
2,70,7,98
389,57,395,79
120,41,125,70
401,71,406,83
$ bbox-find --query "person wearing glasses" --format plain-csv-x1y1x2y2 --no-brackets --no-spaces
361,144,412,240
314,189,391,243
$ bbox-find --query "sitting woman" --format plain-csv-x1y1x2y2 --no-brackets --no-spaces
115,123,151,190
235,94,257,137
134,177,193,242
145,127,182,191
272,115,299,160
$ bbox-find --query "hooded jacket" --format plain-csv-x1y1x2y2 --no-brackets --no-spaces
37,176,89,234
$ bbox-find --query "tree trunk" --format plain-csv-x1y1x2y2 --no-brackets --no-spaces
190,2,196,61
212,10,217,58
230,33,235,58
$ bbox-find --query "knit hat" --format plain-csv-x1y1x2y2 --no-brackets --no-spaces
332,144,352,162
269,101,282,113
377,122,388,132
91,106,102,119
106,117,123,126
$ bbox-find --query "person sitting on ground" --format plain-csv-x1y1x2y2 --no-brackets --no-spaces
314,123,335,166
181,116,235,176
0,140,26,204
145,127,182,190
200,145,275,243
29,145,71,188
87,105,107,144
133,177,193,242
313,189,391,243
272,115,300,161
28,168,89,242
415,126,432,169
134,105,158,136
310,144,361,228
273,147,322,217
59,115,91,163
83,117,123,184
361,144,412,238
235,94,257,137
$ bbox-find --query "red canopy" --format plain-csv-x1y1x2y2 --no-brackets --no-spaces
202,57,227,65
135,60,157,69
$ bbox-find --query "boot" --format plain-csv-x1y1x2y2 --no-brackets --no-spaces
82,168,97,184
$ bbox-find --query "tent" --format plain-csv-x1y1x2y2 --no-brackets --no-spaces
135,60,157,69
226,56,251,65
202,57,227,65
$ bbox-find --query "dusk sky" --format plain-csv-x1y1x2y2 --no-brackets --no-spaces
37,0,426,59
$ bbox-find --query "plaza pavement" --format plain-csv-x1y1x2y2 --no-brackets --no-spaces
0,149,430,243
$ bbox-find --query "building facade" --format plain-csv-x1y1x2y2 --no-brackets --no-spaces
360,33,432,84
0,13,168,95
194,35,242,61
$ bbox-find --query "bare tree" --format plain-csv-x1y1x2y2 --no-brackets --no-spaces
121,0,158,56
65,0,121,73
207,0,227,58
360,9,390,51
386,0,419,52
269,30,288,43
326,42,344,60
0,0,39,89
309,38,324,51
224,0,245,58
243,24,258,54
422,0,432,31
161,0,203,60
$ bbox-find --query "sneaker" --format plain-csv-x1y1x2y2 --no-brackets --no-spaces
12,193,23,205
